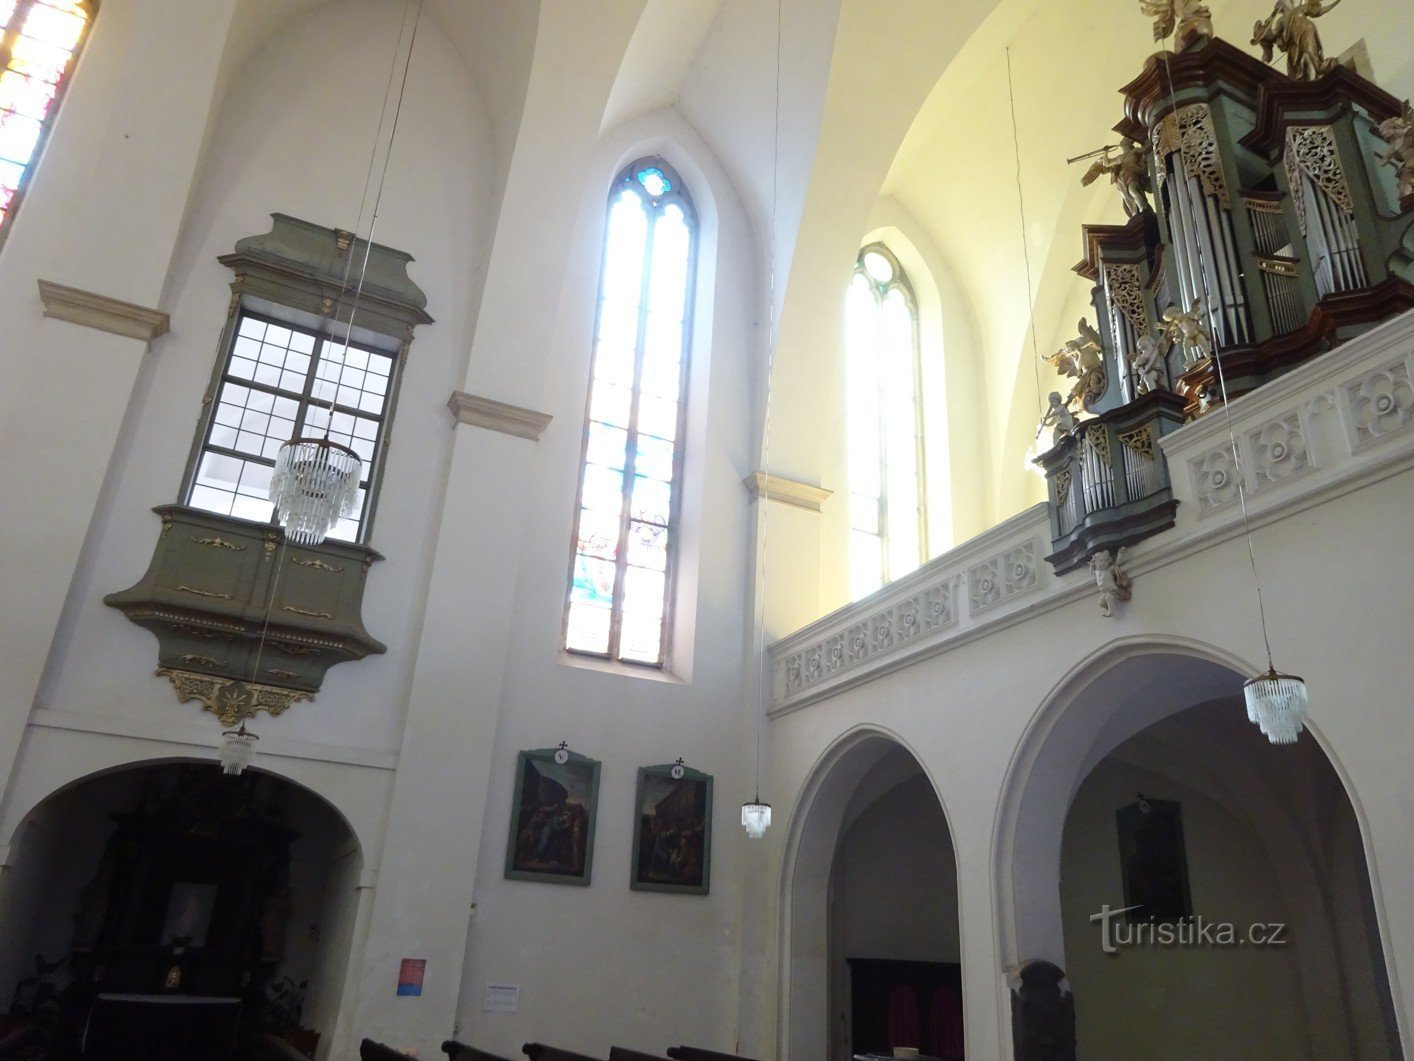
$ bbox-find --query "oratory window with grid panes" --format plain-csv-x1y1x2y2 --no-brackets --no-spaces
846,243,926,600
0,0,93,245
564,160,694,667
185,313,395,543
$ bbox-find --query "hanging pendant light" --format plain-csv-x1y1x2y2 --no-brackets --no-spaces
219,724,259,776
1151,44,1310,744
1243,669,1310,745
742,0,786,840
269,436,362,545
741,797,773,840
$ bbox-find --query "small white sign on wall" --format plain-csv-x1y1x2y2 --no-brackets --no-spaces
482,984,520,1013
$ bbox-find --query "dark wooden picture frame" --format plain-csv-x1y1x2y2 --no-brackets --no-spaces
631,764,712,895
504,748,600,885
1116,797,1192,924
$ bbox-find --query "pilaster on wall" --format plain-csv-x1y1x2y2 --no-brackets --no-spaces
350,405,551,1053
0,0,241,810
744,471,832,640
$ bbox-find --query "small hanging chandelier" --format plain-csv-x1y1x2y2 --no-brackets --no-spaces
1243,668,1309,745
219,724,259,776
741,796,773,840
269,435,361,545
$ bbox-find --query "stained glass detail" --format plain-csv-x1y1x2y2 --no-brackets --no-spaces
636,166,671,197
188,312,396,543
0,0,92,239
566,159,694,666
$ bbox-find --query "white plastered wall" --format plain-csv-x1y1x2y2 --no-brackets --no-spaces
760,456,1414,1059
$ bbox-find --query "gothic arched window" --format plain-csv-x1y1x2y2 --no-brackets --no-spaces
0,1,94,246
846,243,925,599
564,159,695,667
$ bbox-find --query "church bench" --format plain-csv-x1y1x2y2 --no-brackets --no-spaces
361,1039,417,1060
665,1049,761,1061
443,1040,514,1061
608,1049,670,1060
522,1044,605,1061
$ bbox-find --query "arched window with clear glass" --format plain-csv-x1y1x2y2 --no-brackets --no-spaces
0,1,95,246
846,243,925,599
564,159,695,667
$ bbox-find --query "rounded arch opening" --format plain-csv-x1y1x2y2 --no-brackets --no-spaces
0,759,365,1059
996,640,1400,1058
781,728,962,1061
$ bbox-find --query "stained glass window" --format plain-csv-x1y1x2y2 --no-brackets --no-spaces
186,312,396,543
565,158,695,667
847,243,925,599
0,0,93,245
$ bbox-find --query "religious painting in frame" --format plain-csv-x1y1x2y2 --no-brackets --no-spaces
1116,797,1192,924
631,763,712,895
504,747,600,885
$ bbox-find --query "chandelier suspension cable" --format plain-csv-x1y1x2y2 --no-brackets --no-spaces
268,0,424,548
1158,47,1275,672
1158,38,1304,742
1005,47,1047,422
743,0,784,839
255,0,424,690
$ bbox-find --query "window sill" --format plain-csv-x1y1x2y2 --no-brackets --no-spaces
557,650,687,685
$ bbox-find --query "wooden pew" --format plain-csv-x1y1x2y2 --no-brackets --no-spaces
521,1044,604,1061
361,1039,416,1060
443,1041,515,1061
665,1048,761,1061
608,1049,670,1061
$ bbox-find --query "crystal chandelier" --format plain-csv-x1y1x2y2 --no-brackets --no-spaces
741,798,773,840
219,724,259,776
269,436,361,546
1243,669,1310,745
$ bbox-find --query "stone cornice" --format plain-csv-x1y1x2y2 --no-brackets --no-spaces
37,279,170,343
743,471,832,512
447,391,553,441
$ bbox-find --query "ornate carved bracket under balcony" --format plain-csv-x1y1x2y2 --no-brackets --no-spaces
1036,391,1189,573
104,506,386,706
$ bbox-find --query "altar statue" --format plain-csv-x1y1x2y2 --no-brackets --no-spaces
1252,0,1342,81
1076,139,1152,218
1139,0,1213,48
1161,299,1213,366
1043,318,1108,412
1375,101,1414,206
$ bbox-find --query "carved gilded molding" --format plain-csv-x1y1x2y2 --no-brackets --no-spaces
743,471,833,512
37,279,170,343
155,667,314,726
447,391,553,440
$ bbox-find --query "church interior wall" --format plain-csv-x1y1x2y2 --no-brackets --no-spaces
1058,758,1312,1059
0,0,1410,1057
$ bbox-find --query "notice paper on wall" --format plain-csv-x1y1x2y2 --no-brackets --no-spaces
483,984,520,1013
397,958,426,997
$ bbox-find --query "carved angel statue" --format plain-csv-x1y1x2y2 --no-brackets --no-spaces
1037,391,1078,447
1131,331,1169,395
1375,100,1414,205
1043,318,1108,412
1139,0,1213,48
1090,547,1133,618
1252,0,1342,81
1161,299,1213,366
1077,139,1152,218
